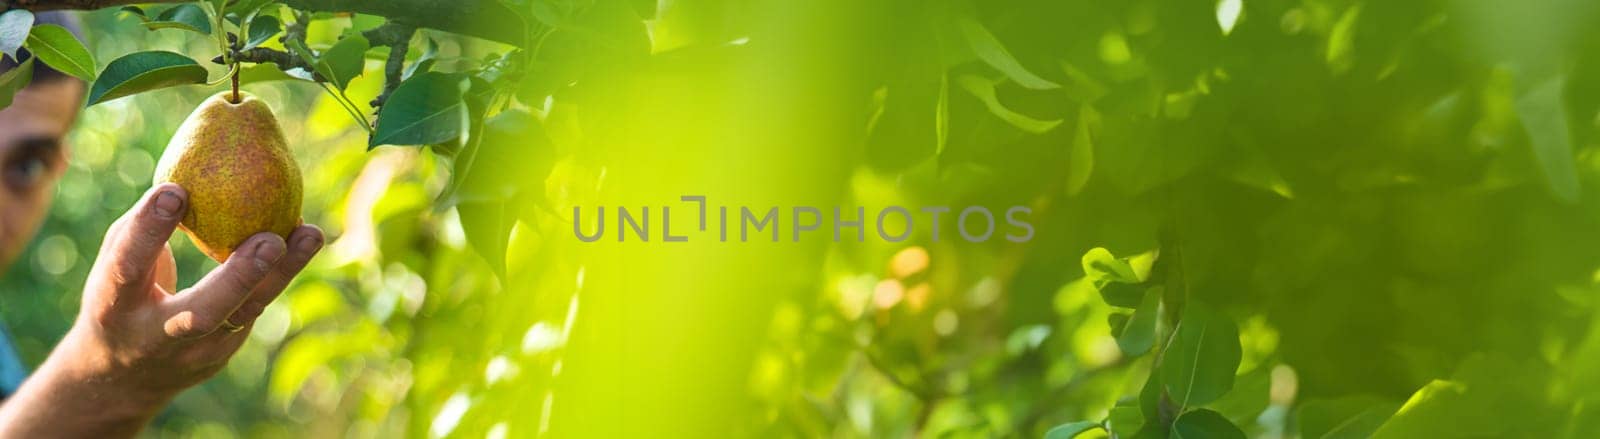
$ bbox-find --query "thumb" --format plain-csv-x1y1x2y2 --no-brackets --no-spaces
96,184,186,310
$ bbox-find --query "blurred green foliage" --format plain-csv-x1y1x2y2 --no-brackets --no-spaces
3,0,1600,437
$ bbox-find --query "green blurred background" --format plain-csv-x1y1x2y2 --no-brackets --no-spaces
6,0,1600,437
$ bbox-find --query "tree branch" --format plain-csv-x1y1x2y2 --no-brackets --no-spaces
213,47,308,71
370,23,414,108
362,21,414,48
3,0,526,47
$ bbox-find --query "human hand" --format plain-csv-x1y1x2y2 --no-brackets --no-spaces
3,183,323,432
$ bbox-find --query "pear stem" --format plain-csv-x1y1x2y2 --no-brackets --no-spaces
231,65,241,104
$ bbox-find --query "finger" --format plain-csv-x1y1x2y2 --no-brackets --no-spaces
224,225,324,328
162,233,287,338
99,183,187,308
154,243,177,295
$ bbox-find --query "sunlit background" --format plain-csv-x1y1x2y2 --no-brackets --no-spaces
4,0,1600,437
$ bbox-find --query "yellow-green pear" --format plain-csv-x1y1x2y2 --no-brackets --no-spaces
153,91,302,263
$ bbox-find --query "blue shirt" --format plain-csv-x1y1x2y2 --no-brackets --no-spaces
0,321,29,397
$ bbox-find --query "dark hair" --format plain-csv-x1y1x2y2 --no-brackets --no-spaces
0,11,87,85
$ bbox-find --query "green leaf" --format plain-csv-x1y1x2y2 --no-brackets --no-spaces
1105,406,1145,438
956,17,1058,90
1325,4,1361,73
24,24,95,81
433,77,496,206
370,72,470,148
1297,396,1398,439
1138,370,1165,424
1515,76,1580,203
118,6,148,19
1117,286,1162,356
438,81,507,219
1161,302,1242,407
1368,380,1469,438
403,37,439,79
1108,312,1131,337
314,34,369,90
145,4,212,34
0,9,33,60
87,51,209,106
1131,375,1171,439
1083,247,1140,285
1373,355,1546,438
1206,363,1273,426
0,57,33,109
243,15,281,50
458,200,517,279
1170,409,1245,439
1045,421,1102,439
350,13,384,32
956,74,1062,134
1068,104,1097,195
452,110,552,202
1099,282,1145,308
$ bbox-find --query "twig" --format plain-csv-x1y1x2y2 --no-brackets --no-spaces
211,48,311,72
369,23,415,108
282,10,309,48
362,22,415,48
319,81,374,133
5,0,528,47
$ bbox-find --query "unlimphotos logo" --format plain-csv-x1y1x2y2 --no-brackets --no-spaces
574,195,1034,243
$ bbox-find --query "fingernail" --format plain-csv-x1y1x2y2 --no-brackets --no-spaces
253,237,286,268
153,191,182,218
296,234,322,253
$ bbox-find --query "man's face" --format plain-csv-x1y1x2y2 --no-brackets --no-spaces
0,79,82,271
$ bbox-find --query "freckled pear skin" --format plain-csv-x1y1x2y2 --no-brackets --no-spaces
153,91,302,263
